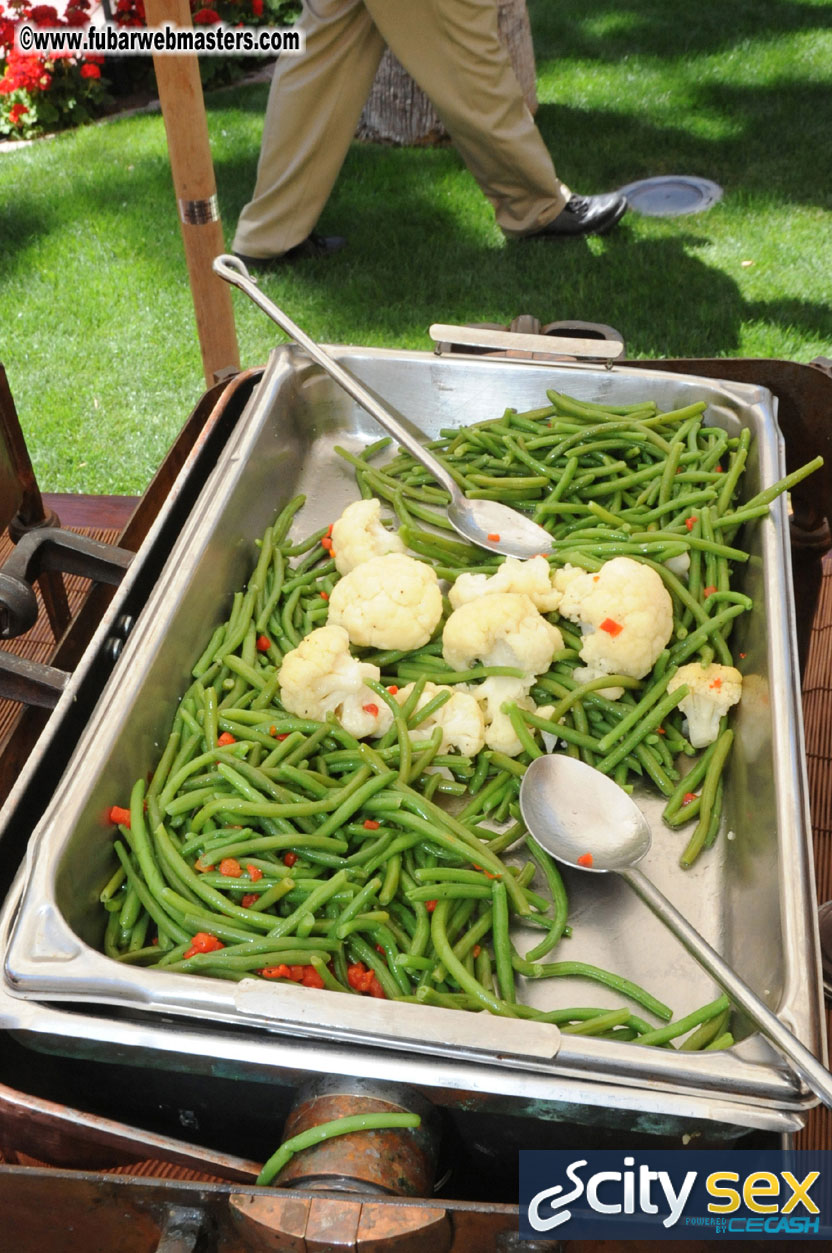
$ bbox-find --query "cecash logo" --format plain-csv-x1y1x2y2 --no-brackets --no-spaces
519,1150,830,1242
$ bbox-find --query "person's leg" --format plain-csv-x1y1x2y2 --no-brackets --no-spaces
233,1,385,259
364,0,569,236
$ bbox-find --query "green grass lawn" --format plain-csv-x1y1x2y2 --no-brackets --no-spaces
2,0,832,494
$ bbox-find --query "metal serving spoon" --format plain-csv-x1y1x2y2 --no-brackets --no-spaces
518,753,832,1106
213,254,555,560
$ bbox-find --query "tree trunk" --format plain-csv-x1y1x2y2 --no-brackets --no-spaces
356,0,538,146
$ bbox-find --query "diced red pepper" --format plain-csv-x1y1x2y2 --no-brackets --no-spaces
387,685,398,695
487,533,501,542
685,516,698,532
577,852,594,868
363,703,379,717
473,862,499,880
703,585,717,598
656,726,666,735
217,731,236,747
183,932,224,960
472,944,482,959
247,864,263,882
259,964,291,980
425,900,438,913
320,590,329,600
363,819,380,830
682,792,698,805
107,805,131,827
321,535,333,550
255,635,272,652
326,524,334,537
367,975,386,999
715,465,723,473
599,618,623,637
376,944,386,955
347,962,375,993
283,852,298,867
195,858,215,873
739,652,746,659
241,893,259,909
219,858,243,878
301,966,325,989
709,677,723,690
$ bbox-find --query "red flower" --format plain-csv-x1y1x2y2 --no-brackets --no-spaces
251,0,263,14
29,5,60,23
9,101,29,126
80,61,100,78
192,7,221,22
64,9,90,23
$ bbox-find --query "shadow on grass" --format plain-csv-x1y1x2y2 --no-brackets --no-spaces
530,0,832,65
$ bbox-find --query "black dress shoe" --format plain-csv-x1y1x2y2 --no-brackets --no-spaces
234,232,346,267
530,193,628,239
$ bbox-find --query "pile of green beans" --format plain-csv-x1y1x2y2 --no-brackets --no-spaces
99,389,820,1053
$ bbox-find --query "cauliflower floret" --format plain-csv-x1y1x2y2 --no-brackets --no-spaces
667,663,742,748
449,556,561,613
396,681,485,757
442,593,562,757
474,677,554,757
553,557,673,697
330,498,405,576
278,625,393,739
442,592,563,674
327,553,443,650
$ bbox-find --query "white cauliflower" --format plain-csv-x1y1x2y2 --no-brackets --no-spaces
554,557,673,698
474,677,555,756
449,556,562,613
442,592,562,674
327,553,443,650
330,498,405,576
396,681,485,757
278,625,393,739
667,663,742,748
442,593,563,757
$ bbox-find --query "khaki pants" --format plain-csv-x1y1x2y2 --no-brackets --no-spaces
233,0,570,257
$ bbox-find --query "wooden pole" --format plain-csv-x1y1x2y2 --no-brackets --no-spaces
144,0,240,386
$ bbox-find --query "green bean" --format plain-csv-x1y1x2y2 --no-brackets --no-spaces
633,995,730,1047
256,1112,421,1187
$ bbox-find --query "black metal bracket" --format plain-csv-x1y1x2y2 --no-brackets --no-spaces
0,529,135,709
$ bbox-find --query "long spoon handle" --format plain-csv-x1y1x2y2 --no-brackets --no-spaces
212,255,459,497
622,865,832,1105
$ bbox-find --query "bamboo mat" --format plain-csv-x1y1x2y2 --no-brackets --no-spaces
795,550,832,1149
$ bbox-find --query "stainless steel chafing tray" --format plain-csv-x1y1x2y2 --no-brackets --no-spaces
0,345,824,1140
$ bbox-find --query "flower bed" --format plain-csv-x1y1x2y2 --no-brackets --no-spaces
0,0,299,140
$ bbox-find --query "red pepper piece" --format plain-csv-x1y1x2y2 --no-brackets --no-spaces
599,617,623,637
363,819,380,830
387,685,398,695
247,864,263,882
682,792,698,805
709,677,723,690
219,858,243,878
217,731,236,747
283,852,298,867
241,893,259,909
367,975,386,999
194,858,215,873
259,964,292,980
347,962,374,992
255,635,272,652
107,805,131,827
425,900,438,913
362,703,379,717
577,852,594,868
472,944,482,958
375,944,386,955
301,966,325,989
685,516,698,532
487,533,500,542
320,590,329,600
183,932,224,960
703,586,717,598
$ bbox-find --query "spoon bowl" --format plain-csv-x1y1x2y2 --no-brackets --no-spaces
519,753,832,1107
214,255,555,560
